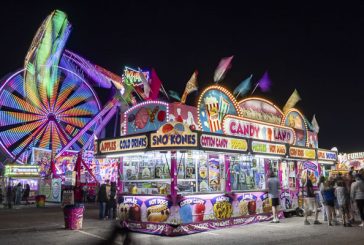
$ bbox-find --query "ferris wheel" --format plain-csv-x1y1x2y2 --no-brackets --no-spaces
0,66,101,164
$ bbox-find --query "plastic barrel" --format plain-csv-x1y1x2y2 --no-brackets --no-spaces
63,203,84,230
35,195,46,208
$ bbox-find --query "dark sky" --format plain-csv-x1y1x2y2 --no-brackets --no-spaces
1,1,363,153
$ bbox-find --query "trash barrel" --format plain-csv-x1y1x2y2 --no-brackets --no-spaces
63,203,85,230
35,195,46,208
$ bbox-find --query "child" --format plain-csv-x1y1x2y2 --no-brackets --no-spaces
335,181,352,227
322,180,336,226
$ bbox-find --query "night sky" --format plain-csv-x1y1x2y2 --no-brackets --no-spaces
1,1,363,153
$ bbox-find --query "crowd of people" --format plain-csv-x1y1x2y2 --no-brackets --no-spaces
96,179,117,220
1,183,30,208
268,167,364,227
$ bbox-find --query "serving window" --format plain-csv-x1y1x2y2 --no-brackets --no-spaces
122,151,171,195
230,155,266,191
177,151,226,194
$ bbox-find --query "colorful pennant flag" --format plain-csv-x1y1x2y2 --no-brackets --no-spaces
181,71,198,104
169,90,181,101
233,74,252,97
139,69,151,98
149,68,162,100
311,114,320,133
213,56,234,83
257,71,272,92
283,89,301,113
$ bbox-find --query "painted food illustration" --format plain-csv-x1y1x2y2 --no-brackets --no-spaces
128,204,141,221
142,167,151,179
135,107,149,129
179,205,193,223
118,203,130,221
213,201,232,219
162,123,174,134
262,199,272,213
147,204,170,222
199,166,207,179
199,181,208,192
147,106,159,123
248,200,256,214
194,203,205,222
174,123,185,132
238,200,249,216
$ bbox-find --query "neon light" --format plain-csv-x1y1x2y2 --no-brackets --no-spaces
123,100,170,135
197,85,241,132
238,97,284,124
122,66,150,86
222,115,296,144
0,66,101,163
282,108,309,147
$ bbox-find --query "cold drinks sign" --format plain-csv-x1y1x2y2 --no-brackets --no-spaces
99,135,148,154
222,115,295,144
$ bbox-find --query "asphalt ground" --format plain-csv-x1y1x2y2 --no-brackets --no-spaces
0,203,364,245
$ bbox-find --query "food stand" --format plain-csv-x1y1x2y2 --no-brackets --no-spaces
4,165,40,201
96,86,333,236
335,152,364,177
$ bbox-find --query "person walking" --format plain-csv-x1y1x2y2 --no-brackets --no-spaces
267,171,280,223
318,176,328,221
15,183,22,205
108,182,117,220
322,180,337,226
23,184,30,205
345,170,356,224
104,180,111,219
350,169,364,227
335,180,352,227
303,177,321,225
82,185,88,203
6,185,13,209
97,182,108,220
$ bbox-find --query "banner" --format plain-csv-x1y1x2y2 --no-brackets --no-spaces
251,141,286,155
200,134,248,152
151,122,197,148
223,115,295,144
99,135,148,154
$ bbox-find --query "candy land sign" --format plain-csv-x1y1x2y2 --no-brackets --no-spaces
223,115,295,144
151,122,197,148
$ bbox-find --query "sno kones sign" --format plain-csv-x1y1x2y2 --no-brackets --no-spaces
151,122,197,148
222,115,295,144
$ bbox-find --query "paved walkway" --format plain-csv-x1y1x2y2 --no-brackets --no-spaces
0,203,364,244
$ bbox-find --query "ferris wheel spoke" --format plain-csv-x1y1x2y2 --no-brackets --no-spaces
56,98,91,115
10,120,48,158
36,122,52,149
6,88,45,115
1,89,45,115
0,118,45,132
53,77,79,113
24,77,49,113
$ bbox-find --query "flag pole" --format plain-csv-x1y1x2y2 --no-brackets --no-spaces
160,83,170,100
250,82,259,95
